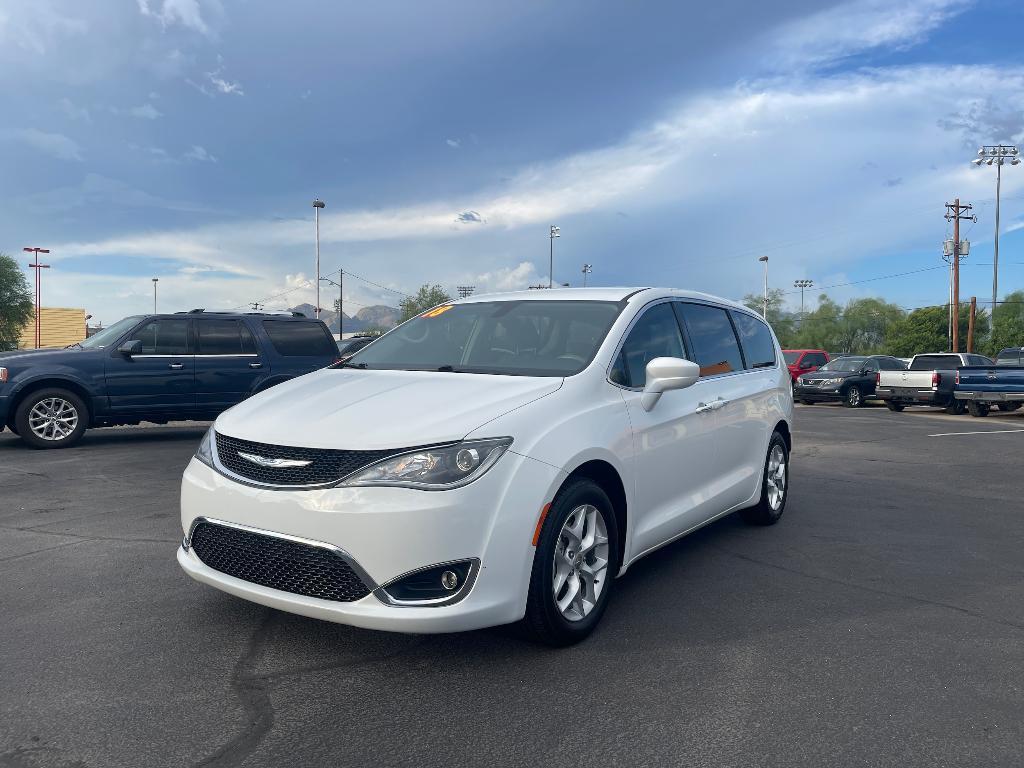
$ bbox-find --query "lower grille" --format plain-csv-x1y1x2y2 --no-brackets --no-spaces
189,520,372,603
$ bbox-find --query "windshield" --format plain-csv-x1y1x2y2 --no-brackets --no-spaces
783,351,801,365
818,356,865,372
347,300,622,376
78,316,144,349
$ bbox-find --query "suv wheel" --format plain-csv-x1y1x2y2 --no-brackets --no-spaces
14,388,89,449
843,385,863,408
741,432,789,526
945,401,967,415
967,401,990,418
525,479,619,646
885,402,904,412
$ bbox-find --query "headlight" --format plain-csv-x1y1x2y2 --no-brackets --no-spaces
796,376,805,385
195,426,215,468
339,437,512,490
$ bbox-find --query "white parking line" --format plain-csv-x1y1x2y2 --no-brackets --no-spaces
928,429,1024,437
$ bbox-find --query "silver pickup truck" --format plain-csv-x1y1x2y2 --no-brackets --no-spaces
875,352,994,413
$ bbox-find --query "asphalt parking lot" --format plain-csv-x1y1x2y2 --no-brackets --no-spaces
2,404,1023,768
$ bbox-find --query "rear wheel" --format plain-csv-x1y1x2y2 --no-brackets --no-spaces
843,386,863,408
885,402,905,412
14,388,89,449
525,479,619,646
944,401,967,415
741,432,789,526
967,401,990,418
800,399,815,406
997,402,1022,412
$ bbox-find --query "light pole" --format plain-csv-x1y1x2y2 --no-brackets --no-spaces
758,256,769,319
313,199,325,317
24,247,51,349
972,144,1020,325
152,278,159,313
581,263,592,287
548,225,560,289
793,279,813,318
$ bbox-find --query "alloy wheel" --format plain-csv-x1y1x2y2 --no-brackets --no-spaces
847,387,861,407
552,504,609,622
27,398,79,442
766,444,787,510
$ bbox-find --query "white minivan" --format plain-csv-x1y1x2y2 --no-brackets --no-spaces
178,288,793,645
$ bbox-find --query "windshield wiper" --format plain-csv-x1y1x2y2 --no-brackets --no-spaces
337,361,368,369
65,342,83,349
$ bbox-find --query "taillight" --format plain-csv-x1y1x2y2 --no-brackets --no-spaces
0,367,7,383
932,371,940,387
955,370,960,386
875,372,880,385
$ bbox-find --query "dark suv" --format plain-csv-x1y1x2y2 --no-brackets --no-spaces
0,311,338,448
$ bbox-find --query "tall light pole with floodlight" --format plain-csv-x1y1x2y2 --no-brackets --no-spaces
758,256,769,319
312,199,325,317
548,225,560,289
793,279,813,318
581,263,592,287
24,247,51,349
972,144,1020,322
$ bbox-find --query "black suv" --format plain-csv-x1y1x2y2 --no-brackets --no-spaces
0,310,338,448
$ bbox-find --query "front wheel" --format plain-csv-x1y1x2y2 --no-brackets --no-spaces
741,432,789,526
525,479,620,646
843,386,863,408
14,388,89,449
967,401,990,418
886,402,905,412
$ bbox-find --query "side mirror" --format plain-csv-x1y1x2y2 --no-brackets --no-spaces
641,357,700,411
117,339,142,356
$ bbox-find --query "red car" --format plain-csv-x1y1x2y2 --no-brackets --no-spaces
783,349,830,383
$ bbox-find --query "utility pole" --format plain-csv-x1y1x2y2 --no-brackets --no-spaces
581,264,592,287
944,199,975,353
548,225,560,289
312,199,325,318
23,247,51,349
793,279,813,318
320,274,343,336
758,256,769,319
967,297,977,353
249,302,264,311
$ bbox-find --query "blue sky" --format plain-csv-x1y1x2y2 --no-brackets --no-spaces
3,0,1024,324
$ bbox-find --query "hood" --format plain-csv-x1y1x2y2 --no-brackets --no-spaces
0,346,92,366
215,367,563,450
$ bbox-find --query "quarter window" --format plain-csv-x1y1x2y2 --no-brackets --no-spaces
197,320,258,355
612,303,686,388
676,303,744,377
262,321,337,357
126,319,190,355
730,311,776,369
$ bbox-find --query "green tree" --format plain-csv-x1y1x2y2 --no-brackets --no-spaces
987,290,1024,355
791,294,843,352
0,253,34,350
883,303,988,358
399,284,452,322
835,297,904,354
743,289,796,347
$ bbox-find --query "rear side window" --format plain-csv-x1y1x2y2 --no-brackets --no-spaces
879,358,904,370
612,303,687,388
196,320,258,355
997,349,1022,366
261,321,336,357
676,303,744,377
911,355,961,370
730,311,776,369
809,353,828,366
127,319,190,355
862,358,880,373
967,354,993,366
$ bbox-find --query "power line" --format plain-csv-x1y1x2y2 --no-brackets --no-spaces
779,264,947,296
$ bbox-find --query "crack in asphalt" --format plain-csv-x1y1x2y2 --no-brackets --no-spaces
0,540,88,565
195,611,277,768
0,522,177,545
716,545,1024,633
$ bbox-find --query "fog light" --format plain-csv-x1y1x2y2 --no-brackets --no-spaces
379,560,477,604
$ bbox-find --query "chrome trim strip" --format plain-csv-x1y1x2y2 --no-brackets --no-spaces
373,558,481,608
183,515,381,594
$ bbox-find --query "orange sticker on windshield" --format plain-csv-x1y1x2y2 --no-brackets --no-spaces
421,305,454,318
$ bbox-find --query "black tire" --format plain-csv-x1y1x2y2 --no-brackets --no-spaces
14,388,89,449
885,402,905,412
967,401,990,418
997,402,1022,412
800,399,815,406
842,385,863,408
525,479,620,647
741,432,790,526
945,400,967,415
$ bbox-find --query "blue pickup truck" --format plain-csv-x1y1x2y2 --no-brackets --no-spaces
953,347,1024,417
0,310,339,448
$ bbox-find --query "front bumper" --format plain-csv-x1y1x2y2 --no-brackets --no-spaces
178,452,562,634
793,384,842,401
0,394,10,429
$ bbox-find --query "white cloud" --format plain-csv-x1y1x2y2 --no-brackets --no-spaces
183,144,217,163
446,138,461,149
0,2,87,55
58,97,91,122
128,103,163,119
12,128,83,161
188,62,244,97
137,0,211,36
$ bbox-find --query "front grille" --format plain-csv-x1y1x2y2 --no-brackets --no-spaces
215,432,398,486
189,520,372,602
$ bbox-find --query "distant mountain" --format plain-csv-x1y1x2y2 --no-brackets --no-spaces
288,303,400,334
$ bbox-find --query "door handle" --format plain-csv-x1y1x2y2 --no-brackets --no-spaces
712,398,729,410
168,363,184,370
696,402,715,414
249,362,262,369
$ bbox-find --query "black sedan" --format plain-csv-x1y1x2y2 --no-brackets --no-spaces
794,354,906,408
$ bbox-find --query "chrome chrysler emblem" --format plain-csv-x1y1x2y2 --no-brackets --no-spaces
237,452,311,468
